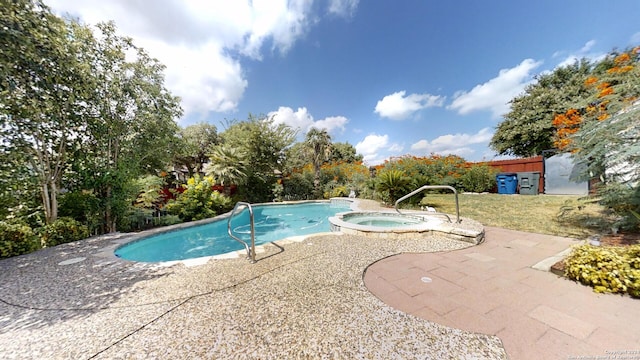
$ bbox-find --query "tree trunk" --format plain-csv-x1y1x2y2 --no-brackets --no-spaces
313,166,321,198
104,185,116,233
50,181,58,223
41,182,52,224
41,180,59,224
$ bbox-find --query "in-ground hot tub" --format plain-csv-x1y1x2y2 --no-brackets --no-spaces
329,211,484,244
339,212,441,228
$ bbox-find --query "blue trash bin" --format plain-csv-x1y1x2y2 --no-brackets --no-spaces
496,173,518,194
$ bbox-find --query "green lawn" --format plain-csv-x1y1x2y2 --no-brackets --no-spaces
414,193,609,239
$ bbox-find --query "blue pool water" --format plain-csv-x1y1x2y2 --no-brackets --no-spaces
115,201,351,262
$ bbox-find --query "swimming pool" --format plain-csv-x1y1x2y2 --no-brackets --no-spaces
115,201,352,262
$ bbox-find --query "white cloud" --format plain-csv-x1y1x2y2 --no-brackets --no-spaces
388,143,404,153
410,127,493,157
45,0,336,121
580,40,597,53
328,0,360,17
631,32,640,45
375,91,445,120
313,116,349,134
268,106,348,137
354,134,403,165
448,59,542,118
355,134,389,165
554,40,607,69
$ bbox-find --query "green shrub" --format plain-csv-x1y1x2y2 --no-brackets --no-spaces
329,184,349,198
119,208,154,232
596,182,640,231
0,222,39,258
39,217,90,248
564,244,640,298
152,215,183,227
272,182,284,202
459,164,499,192
166,175,233,221
58,190,102,234
375,169,413,204
282,172,314,200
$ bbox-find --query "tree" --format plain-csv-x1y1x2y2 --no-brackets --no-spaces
283,142,308,172
1,1,94,224
305,128,332,198
70,22,181,232
490,60,592,157
553,47,640,229
173,123,220,176
205,144,247,186
329,142,363,163
220,115,296,202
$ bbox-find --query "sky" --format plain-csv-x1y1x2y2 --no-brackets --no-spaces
45,0,640,165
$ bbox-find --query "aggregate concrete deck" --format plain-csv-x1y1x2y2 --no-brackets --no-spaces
0,224,504,359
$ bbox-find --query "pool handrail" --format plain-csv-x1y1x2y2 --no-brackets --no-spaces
395,185,461,223
227,202,256,263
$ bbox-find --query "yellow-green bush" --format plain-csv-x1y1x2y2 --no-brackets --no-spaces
0,222,39,258
564,244,640,298
39,217,90,247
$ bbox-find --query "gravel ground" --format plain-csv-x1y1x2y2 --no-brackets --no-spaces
0,200,506,359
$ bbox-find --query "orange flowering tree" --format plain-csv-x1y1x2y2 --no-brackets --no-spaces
491,60,593,157
553,47,639,164
554,46,640,228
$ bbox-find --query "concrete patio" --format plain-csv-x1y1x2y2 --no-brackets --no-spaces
0,229,502,359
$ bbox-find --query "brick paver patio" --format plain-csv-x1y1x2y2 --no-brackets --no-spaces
364,227,640,360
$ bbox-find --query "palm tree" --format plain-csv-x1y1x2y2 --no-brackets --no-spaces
205,145,247,186
304,128,332,198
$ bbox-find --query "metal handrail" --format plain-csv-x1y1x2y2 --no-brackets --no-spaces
227,202,256,263
394,185,461,223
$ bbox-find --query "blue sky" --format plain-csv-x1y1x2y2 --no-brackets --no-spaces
47,0,640,164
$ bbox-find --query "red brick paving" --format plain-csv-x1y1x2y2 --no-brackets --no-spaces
363,227,640,360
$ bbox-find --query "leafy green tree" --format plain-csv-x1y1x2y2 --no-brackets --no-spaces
329,142,363,163
490,60,592,156
0,146,41,225
220,115,296,202
283,142,308,172
173,123,220,176
1,1,94,224
133,175,165,209
304,128,332,198
72,22,181,232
